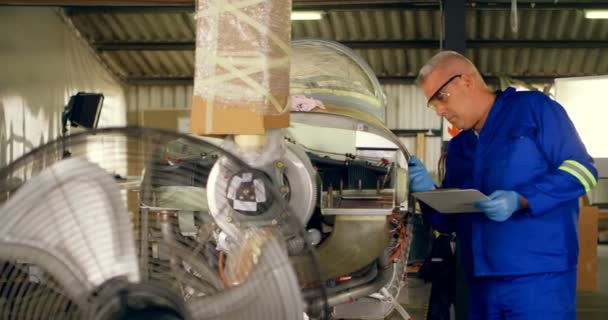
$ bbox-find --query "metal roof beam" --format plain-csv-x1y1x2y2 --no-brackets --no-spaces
61,1,438,15
302,1,608,10
5,0,191,8
341,40,608,49
123,76,193,85
2,0,190,4
379,75,558,85
95,40,608,51
24,1,608,14
123,75,558,86
445,0,466,53
470,1,608,10
296,1,608,10
468,40,608,49
340,40,439,49
7,0,439,11
94,41,194,51
63,6,192,14
293,0,438,10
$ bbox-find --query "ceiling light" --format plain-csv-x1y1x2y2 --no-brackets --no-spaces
291,11,323,21
585,10,608,19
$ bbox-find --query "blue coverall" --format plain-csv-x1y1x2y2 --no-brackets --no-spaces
422,87,598,319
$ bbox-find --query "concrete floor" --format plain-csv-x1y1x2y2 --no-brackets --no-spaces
390,244,608,320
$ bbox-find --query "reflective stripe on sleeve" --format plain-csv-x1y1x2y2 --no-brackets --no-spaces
558,160,598,192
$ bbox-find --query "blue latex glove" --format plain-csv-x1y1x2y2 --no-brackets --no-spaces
474,190,522,222
408,156,435,192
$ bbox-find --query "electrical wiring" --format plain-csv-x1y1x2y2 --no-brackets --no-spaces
218,251,231,289
387,213,408,262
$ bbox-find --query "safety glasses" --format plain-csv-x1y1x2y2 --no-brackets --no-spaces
426,74,461,110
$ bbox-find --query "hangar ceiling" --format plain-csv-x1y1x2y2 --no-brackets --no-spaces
8,0,608,85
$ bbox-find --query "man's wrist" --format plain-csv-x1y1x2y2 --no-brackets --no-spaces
519,195,529,209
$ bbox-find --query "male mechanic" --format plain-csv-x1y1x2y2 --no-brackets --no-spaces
409,51,598,320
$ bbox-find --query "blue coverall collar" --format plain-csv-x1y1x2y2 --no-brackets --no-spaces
477,87,516,138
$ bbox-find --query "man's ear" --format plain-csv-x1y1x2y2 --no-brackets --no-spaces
460,73,474,88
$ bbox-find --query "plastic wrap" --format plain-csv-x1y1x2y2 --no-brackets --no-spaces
220,128,285,167
193,0,291,117
290,39,387,122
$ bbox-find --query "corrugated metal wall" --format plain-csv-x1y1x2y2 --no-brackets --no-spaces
399,136,443,182
383,84,441,130
125,83,443,177
126,85,193,113
383,83,443,180
126,83,440,128
0,8,126,167
69,8,608,81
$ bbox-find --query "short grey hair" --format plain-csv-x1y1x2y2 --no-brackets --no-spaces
415,51,471,86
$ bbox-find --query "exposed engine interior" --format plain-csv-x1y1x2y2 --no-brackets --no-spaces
0,39,413,320
139,122,412,319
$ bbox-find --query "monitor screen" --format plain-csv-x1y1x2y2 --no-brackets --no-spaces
67,92,104,129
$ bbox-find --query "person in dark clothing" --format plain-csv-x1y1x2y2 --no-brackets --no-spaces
419,233,456,320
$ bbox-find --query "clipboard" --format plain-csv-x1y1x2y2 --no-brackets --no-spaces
412,189,489,214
